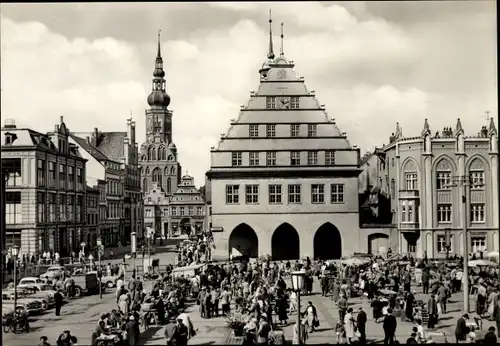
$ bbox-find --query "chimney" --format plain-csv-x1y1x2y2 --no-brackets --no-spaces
127,119,132,142
93,127,99,146
4,119,16,129
55,124,59,132
86,136,90,144
131,121,136,143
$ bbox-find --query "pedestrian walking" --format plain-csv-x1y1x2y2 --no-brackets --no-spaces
356,306,367,344
383,308,397,344
54,290,64,316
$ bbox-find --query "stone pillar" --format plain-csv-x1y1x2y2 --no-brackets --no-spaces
167,221,172,238
161,221,166,239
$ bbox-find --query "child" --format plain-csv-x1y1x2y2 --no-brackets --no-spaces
466,325,476,343
335,321,345,344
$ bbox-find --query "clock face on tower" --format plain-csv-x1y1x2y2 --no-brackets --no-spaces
279,97,291,109
277,69,287,79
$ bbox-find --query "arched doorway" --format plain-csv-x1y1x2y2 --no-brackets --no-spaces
314,223,342,260
228,223,259,258
272,223,300,261
368,233,389,255
179,218,191,235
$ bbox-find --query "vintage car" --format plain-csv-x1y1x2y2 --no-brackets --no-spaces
100,274,118,288
2,294,44,315
40,266,65,280
23,284,60,309
17,277,47,289
3,289,51,311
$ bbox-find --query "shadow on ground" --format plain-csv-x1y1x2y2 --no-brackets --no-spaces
139,326,163,345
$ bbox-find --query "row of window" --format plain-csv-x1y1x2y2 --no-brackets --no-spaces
143,146,176,162
401,200,486,223
266,96,300,109
38,160,84,190
407,236,487,254
35,192,84,224
380,170,486,198
404,171,485,191
436,235,486,253
144,206,205,218
3,158,84,190
107,180,123,196
225,183,345,205
232,151,336,167
248,123,318,138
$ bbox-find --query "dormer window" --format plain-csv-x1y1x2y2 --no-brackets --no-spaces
290,96,300,109
4,132,16,145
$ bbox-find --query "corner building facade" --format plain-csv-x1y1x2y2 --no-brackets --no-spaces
371,119,499,259
207,30,382,261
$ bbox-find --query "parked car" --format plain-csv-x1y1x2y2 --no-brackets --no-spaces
2,293,44,315
100,274,118,288
23,284,60,309
17,277,47,290
40,266,65,280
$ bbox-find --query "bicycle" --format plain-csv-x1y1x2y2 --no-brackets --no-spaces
3,315,28,334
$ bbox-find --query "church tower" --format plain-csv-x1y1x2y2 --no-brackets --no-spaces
140,32,181,197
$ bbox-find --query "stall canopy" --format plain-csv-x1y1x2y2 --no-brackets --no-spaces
171,263,206,278
468,259,498,268
342,257,371,266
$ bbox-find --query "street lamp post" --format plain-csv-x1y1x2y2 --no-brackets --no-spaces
448,174,480,313
290,270,306,345
97,238,102,299
80,242,86,263
11,245,19,310
131,232,137,277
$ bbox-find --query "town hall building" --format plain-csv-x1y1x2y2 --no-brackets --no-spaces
206,17,388,260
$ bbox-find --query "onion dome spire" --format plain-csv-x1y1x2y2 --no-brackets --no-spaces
148,30,170,108
267,9,275,59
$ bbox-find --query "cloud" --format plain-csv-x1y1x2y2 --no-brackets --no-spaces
0,2,497,187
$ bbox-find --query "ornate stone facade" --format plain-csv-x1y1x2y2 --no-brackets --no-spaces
206,18,385,261
363,118,499,258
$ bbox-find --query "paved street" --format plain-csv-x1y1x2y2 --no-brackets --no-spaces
4,256,497,345
2,244,178,346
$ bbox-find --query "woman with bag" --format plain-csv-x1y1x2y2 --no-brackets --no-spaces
344,307,356,344
304,301,318,333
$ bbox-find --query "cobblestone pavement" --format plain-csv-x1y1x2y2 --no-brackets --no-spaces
2,245,178,346
277,280,496,344
5,257,497,345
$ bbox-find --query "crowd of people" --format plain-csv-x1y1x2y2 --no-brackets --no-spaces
14,236,500,345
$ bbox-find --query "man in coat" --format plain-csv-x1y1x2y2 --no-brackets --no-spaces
54,290,64,316
383,308,397,344
337,295,348,325
455,313,469,343
356,307,367,344
126,315,140,346
493,302,500,337
427,294,438,329
437,282,449,314
321,275,329,297
165,318,188,346
422,269,430,294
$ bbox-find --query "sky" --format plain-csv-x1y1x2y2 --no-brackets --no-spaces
0,1,497,187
